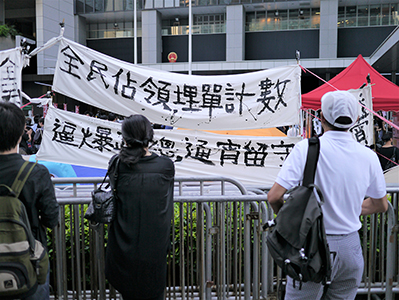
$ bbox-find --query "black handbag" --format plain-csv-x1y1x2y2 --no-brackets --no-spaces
84,157,120,225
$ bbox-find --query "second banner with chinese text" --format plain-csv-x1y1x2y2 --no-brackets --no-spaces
37,106,301,186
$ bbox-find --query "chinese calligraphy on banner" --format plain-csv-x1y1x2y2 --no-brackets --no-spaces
53,38,301,130
0,48,23,106
348,85,373,147
37,106,301,186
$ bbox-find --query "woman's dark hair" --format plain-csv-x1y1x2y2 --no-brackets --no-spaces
119,114,154,166
0,102,25,152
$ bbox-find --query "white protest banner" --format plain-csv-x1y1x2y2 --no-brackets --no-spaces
349,85,373,147
0,48,24,106
37,106,301,186
36,106,121,168
53,38,301,130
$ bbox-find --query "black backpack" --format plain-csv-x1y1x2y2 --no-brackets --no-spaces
264,137,331,289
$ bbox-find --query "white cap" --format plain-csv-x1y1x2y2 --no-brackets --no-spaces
321,91,359,129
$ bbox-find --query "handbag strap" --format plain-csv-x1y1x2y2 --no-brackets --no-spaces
112,158,120,196
302,136,320,187
99,156,120,190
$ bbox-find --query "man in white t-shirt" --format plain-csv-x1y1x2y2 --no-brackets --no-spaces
268,90,388,299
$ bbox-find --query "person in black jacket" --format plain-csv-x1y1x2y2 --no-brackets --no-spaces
19,125,35,155
33,117,45,151
377,132,399,171
0,102,59,300
105,114,175,300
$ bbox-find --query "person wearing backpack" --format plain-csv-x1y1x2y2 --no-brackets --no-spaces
0,102,60,300
268,90,388,300
377,132,399,171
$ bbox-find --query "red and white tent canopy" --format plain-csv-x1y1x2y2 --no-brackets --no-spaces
302,55,399,112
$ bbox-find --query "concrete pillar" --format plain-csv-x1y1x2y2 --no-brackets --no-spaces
36,0,75,75
0,0,5,25
226,5,245,62
75,15,87,46
319,0,338,59
141,10,162,64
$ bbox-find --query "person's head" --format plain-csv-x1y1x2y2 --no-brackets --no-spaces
38,117,45,127
382,132,393,144
84,110,94,117
321,90,359,131
0,102,26,152
119,115,154,166
33,114,40,124
26,117,32,126
108,113,117,122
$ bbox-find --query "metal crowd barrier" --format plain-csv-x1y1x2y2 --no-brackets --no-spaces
48,177,399,300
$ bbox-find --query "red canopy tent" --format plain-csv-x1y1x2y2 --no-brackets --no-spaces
301,54,399,112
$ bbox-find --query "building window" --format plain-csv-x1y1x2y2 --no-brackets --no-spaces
87,21,142,39
76,0,85,14
95,0,103,12
161,14,225,35
381,4,391,25
105,0,113,11
370,5,381,26
76,0,143,13
85,0,95,12
246,8,320,32
338,3,399,27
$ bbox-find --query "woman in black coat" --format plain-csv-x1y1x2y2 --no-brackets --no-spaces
105,115,175,300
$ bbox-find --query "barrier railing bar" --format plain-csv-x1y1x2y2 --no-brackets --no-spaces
386,201,395,299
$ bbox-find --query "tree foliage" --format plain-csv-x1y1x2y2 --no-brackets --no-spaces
0,24,18,38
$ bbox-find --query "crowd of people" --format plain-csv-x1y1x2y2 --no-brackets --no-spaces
2,92,396,300
18,115,45,155
18,110,122,156
19,109,174,157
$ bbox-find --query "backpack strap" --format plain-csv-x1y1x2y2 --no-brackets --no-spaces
112,157,120,197
11,161,37,198
302,136,320,187
303,138,332,292
10,161,38,253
